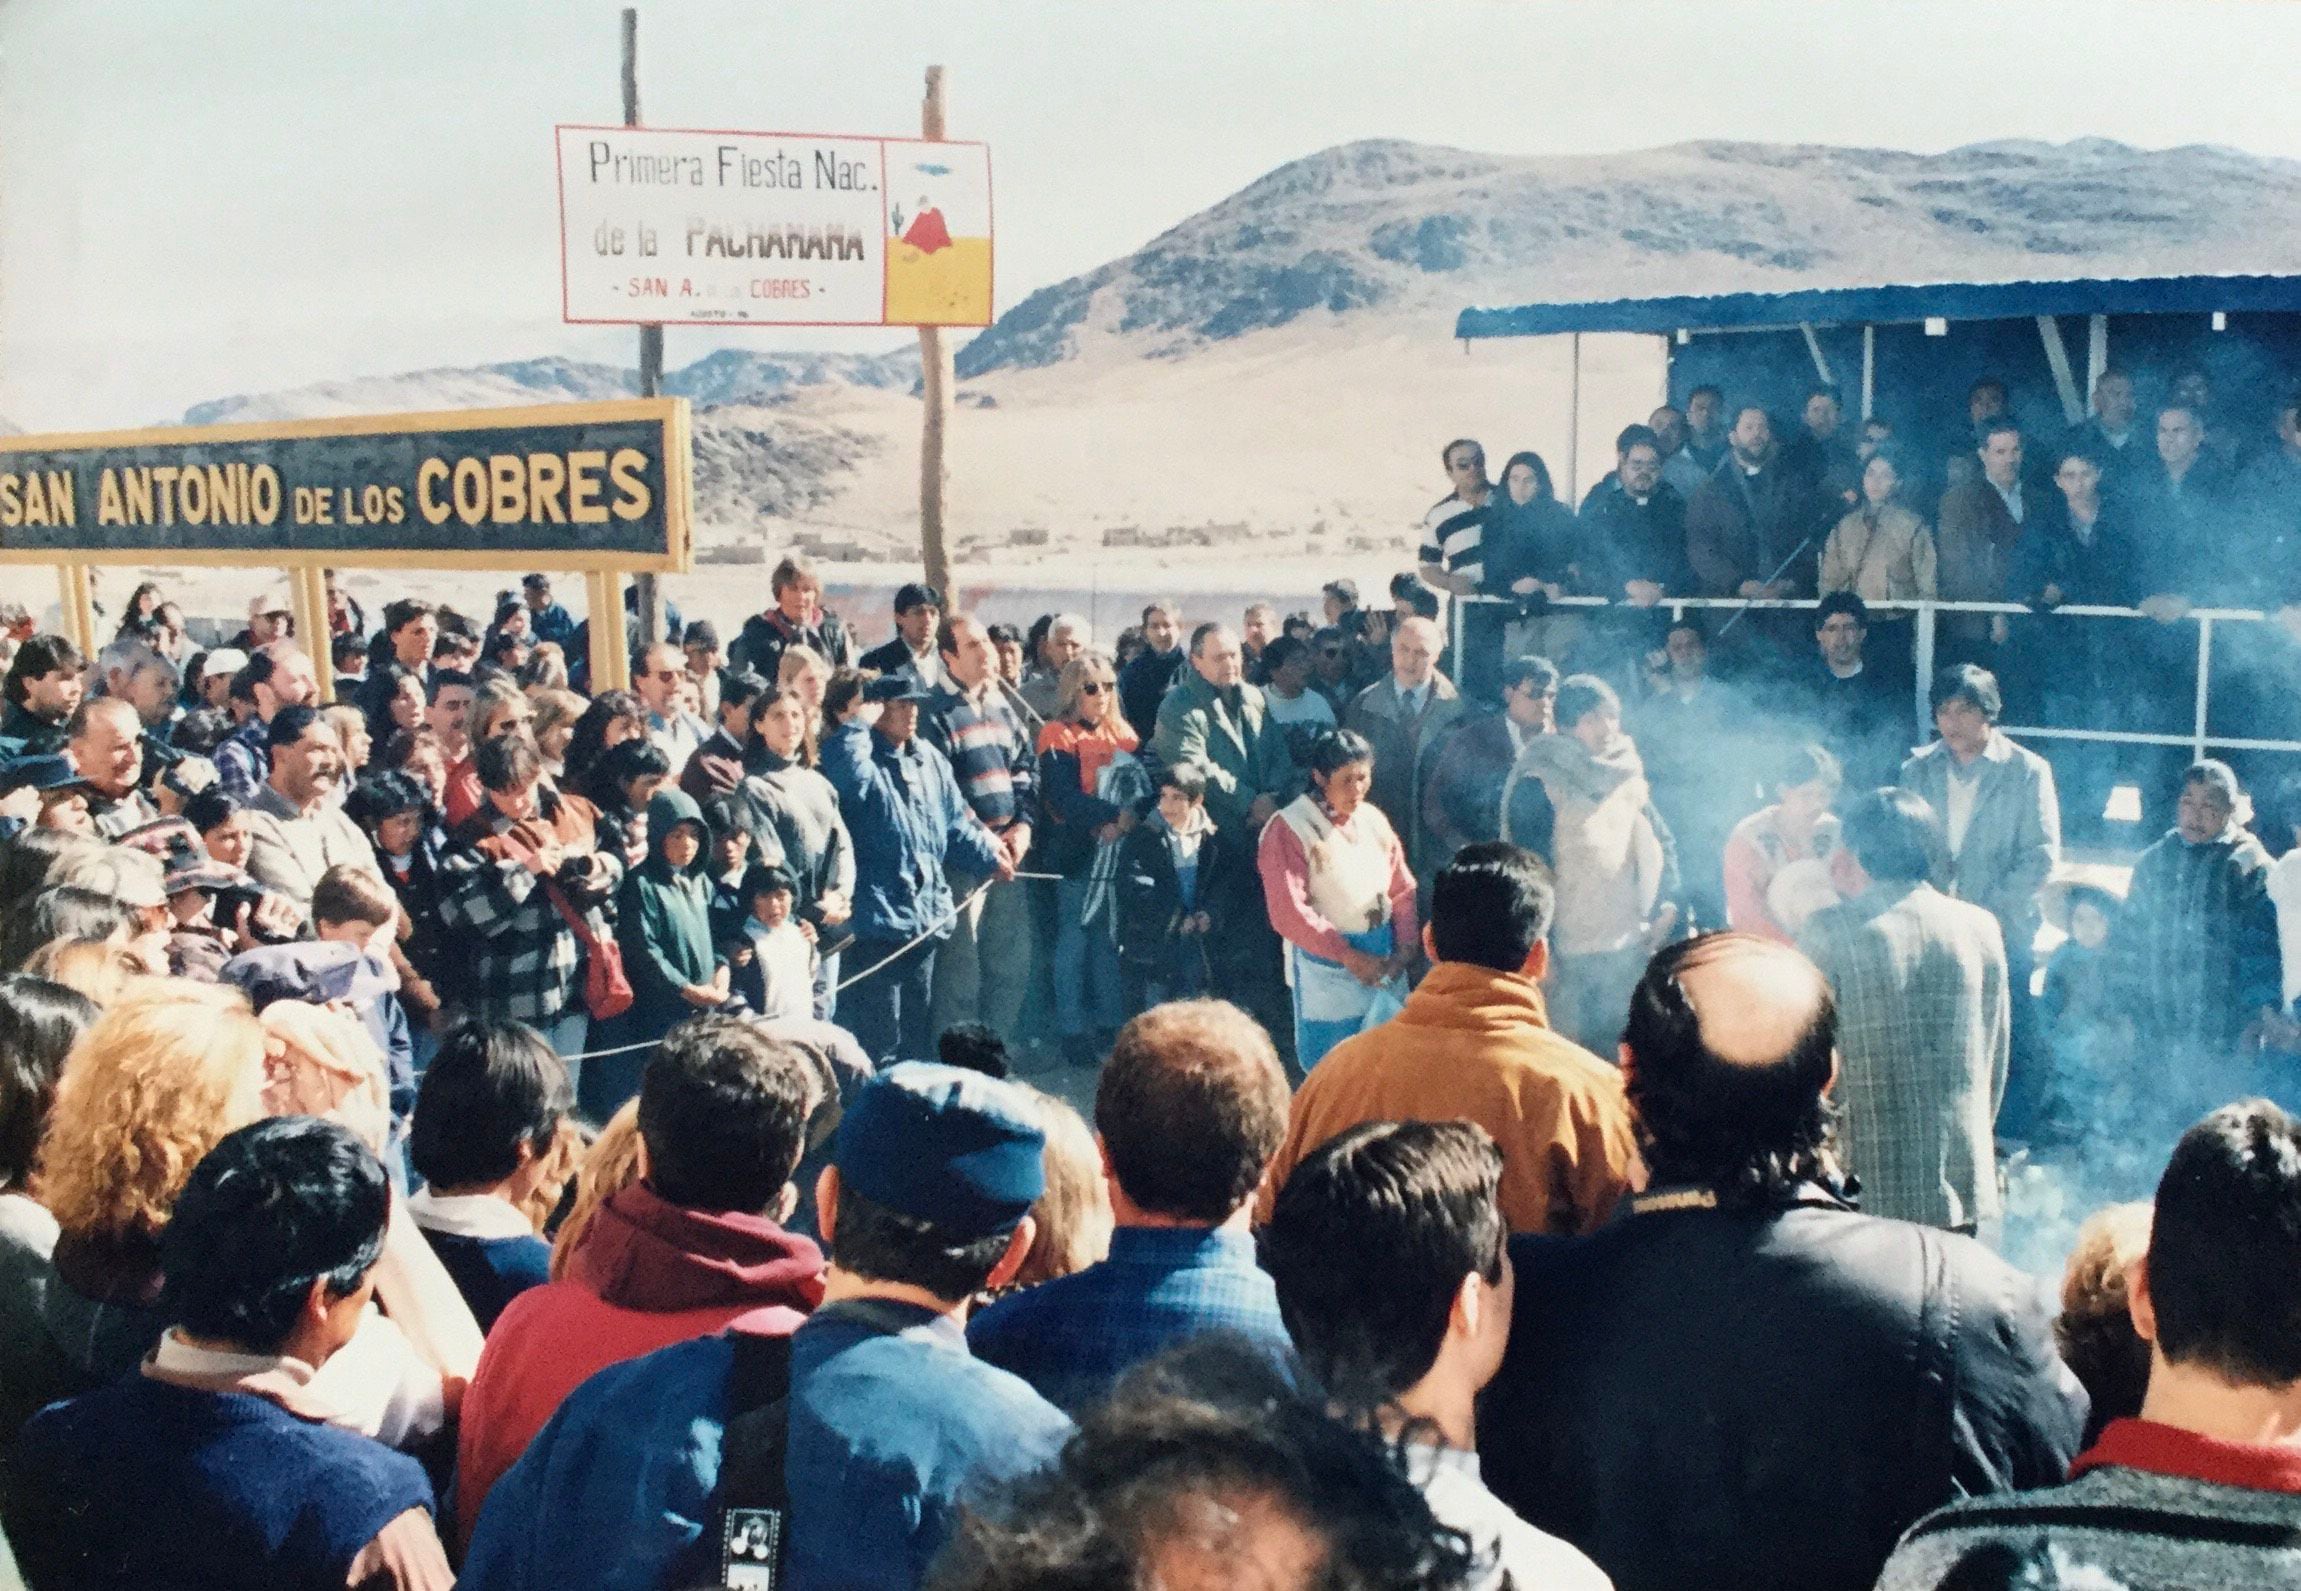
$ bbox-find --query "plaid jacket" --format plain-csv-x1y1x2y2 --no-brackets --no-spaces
213,717,271,804
1799,881,2009,1231
437,788,622,1025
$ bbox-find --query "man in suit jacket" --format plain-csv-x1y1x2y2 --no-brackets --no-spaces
1344,617,1467,880
1898,664,2059,1139
1800,789,2009,1233
1685,405,1824,599
1934,419,2031,662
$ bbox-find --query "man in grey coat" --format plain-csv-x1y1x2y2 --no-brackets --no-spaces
1897,664,2058,1139
1343,616,1467,881
1801,789,2009,1233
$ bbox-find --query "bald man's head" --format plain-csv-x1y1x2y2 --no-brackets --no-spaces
1621,934,1839,1205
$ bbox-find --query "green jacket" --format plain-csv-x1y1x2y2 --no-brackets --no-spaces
1150,667,1300,834
616,787,720,1040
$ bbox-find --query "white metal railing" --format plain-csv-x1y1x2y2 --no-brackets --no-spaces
1449,594,2301,762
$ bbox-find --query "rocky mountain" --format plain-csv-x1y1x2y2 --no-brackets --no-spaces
957,136,2301,376
183,347,915,426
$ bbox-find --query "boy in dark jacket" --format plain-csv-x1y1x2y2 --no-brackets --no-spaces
1116,765,1228,1009
597,788,727,1116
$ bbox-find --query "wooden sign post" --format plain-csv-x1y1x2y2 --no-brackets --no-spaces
0,397,693,695
916,65,955,602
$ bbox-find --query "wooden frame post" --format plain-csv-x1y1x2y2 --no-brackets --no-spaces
915,65,954,601
56,564,96,657
587,571,630,690
291,564,333,699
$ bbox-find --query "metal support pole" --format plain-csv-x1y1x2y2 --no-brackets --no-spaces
623,6,666,649
1799,323,1835,386
1860,325,1875,422
1564,332,1581,503
2036,315,2084,426
2086,314,2109,394
1913,603,1938,741
2193,616,2214,762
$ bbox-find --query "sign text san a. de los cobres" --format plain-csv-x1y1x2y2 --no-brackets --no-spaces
555,125,993,329
0,399,693,572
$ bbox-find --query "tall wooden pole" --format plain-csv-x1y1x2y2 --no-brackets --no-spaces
623,7,667,649
915,66,955,601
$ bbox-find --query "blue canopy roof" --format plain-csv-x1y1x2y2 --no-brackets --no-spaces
1454,272,2301,340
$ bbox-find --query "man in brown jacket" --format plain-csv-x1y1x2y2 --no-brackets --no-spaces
1260,842,1641,1235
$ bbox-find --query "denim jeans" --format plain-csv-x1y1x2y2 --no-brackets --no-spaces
1052,876,1126,1039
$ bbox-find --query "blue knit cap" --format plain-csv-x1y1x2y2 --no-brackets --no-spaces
835,1062,1045,1239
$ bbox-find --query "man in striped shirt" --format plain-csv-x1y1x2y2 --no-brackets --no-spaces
923,611,1039,1039
1418,438,1495,597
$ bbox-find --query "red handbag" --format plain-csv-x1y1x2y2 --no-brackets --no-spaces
543,879,635,1022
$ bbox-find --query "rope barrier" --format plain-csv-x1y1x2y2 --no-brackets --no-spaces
552,870,1068,1062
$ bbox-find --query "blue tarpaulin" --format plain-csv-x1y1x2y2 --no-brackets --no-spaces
1454,273,2301,340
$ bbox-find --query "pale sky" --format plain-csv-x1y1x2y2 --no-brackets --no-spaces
5,0,2300,430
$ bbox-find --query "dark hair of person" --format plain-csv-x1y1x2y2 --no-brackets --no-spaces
0,887,140,974
1663,612,1706,644
2146,1101,2301,1386
1187,621,1225,658
985,622,1024,650
1395,581,1441,621
0,974,99,1190
1260,634,1307,676
409,1019,573,1190
474,728,545,795
1970,377,2009,404
1814,592,1869,630
1429,843,1554,971
1439,437,1483,471
1320,578,1358,608
935,610,981,660
1768,742,1842,795
769,552,817,596
228,652,274,705
936,1021,1012,1079
2182,758,2243,809
3,635,85,708
1305,727,1374,783
934,1335,1480,1591
741,862,796,902
1863,442,1906,482
1837,788,1946,886
344,770,430,830
331,633,368,671
1262,1120,1505,1406
310,865,399,932
563,689,646,790
1155,763,1207,802
1732,402,1770,430
1501,654,1559,695
1096,999,1288,1222
265,703,325,753
1024,613,1054,662
381,598,436,637
1687,383,1723,404
585,735,672,811
1552,674,1620,732
175,785,241,841
426,668,475,705
1979,416,2022,446
828,1183,1016,1302
377,726,441,775
1931,663,2003,723
1622,934,1839,1208
1615,423,1661,457
820,668,871,743
158,1117,389,1353
719,669,770,717
637,1015,814,1213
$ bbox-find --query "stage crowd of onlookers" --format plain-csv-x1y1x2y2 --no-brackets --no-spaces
0,361,2296,1588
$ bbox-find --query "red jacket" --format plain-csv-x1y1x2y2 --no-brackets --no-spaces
451,1181,825,1548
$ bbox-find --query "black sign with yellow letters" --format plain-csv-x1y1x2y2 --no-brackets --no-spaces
0,398,691,572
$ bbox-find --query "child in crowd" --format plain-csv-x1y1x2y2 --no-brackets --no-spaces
2040,879,2126,1143
1116,764,1224,1008
700,794,754,947
726,861,815,1023
597,788,727,1117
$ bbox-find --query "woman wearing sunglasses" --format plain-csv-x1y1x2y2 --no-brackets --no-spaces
1034,651,1149,1068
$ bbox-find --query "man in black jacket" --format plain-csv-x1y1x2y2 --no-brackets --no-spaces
1481,933,2086,1591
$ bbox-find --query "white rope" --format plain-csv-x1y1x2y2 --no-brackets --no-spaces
553,871,1067,1061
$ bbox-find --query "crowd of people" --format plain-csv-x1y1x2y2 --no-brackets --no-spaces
0,361,2295,1588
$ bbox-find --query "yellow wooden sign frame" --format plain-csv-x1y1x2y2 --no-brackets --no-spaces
0,397,694,693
